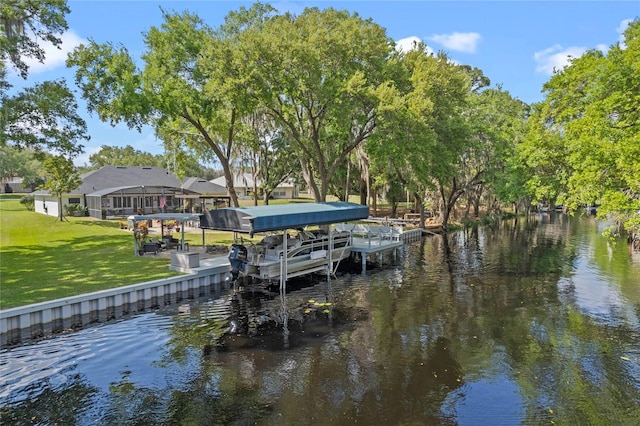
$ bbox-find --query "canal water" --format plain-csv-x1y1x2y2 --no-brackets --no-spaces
1,214,639,425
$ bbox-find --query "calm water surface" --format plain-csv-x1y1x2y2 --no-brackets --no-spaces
2,214,640,425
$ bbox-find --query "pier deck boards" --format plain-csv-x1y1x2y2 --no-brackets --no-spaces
352,237,404,253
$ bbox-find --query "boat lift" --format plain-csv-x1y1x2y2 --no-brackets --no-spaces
201,202,370,288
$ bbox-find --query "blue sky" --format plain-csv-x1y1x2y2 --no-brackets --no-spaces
6,1,639,166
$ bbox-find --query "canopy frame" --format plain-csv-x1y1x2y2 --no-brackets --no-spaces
128,213,202,254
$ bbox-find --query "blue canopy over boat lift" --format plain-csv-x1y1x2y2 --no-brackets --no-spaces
126,203,415,285
200,201,370,236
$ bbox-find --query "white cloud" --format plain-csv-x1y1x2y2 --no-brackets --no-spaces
426,32,481,53
533,44,587,75
395,36,434,55
534,19,634,76
617,18,632,47
20,30,87,75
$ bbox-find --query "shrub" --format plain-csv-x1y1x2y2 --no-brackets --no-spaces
64,204,88,216
19,195,34,211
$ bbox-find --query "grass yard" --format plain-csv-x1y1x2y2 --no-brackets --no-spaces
1,195,186,310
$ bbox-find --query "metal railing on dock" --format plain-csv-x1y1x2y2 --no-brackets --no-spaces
335,223,423,244
335,223,423,272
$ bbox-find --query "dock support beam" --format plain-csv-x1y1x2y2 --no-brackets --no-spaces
279,228,288,292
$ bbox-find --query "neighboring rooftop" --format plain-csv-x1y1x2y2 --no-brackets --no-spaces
181,177,227,195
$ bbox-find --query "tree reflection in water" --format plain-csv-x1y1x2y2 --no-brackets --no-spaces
0,375,98,425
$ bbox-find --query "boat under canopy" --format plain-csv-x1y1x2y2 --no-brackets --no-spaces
200,202,369,236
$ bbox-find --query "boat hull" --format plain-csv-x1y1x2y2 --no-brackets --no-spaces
248,247,353,280
231,230,353,281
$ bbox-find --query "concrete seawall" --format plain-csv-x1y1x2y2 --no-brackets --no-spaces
0,257,232,348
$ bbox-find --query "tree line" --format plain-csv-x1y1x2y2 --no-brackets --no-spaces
2,1,638,234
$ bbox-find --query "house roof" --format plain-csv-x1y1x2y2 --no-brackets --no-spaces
86,185,193,197
88,185,140,196
211,173,252,188
200,202,369,236
32,166,186,196
181,177,227,196
75,166,181,195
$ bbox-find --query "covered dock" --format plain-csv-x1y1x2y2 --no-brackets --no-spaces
201,202,370,284
197,202,420,282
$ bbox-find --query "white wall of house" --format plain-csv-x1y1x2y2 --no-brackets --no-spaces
34,196,59,217
271,186,297,199
2,178,24,193
34,195,85,217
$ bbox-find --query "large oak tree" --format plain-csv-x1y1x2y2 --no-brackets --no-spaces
68,5,275,206
237,7,396,202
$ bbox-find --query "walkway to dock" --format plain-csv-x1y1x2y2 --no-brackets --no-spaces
338,223,423,270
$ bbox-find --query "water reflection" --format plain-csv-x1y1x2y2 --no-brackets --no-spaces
1,215,640,425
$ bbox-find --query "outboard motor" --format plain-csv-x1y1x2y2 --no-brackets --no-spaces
228,244,248,280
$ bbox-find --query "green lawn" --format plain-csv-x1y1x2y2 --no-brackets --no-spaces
1,195,197,309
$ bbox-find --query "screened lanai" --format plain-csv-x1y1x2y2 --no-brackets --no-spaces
86,185,198,219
